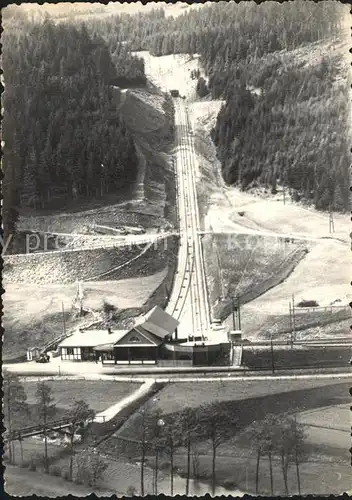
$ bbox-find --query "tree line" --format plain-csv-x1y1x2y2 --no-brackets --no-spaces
3,370,107,488
88,1,348,211
2,16,146,243
4,369,310,495
131,398,308,496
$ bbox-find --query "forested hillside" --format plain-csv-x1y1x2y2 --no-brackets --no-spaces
91,1,349,211
2,16,146,241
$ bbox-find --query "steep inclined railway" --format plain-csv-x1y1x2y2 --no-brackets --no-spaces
166,99,211,338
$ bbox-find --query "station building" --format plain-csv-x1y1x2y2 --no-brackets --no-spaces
58,305,229,366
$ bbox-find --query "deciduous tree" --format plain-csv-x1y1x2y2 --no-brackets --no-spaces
196,401,237,495
66,400,95,481
3,370,28,464
35,381,56,472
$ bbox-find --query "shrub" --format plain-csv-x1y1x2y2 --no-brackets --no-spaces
223,479,238,489
49,465,62,477
19,460,30,468
158,460,171,471
177,469,187,478
103,301,116,313
297,299,319,308
28,460,37,472
61,470,71,481
126,485,137,496
293,191,301,202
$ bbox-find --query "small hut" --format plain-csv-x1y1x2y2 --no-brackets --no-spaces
27,347,41,361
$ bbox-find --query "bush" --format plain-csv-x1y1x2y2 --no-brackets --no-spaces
61,470,71,481
297,299,319,307
19,460,30,468
28,460,37,472
223,479,238,489
292,191,301,202
177,469,187,478
126,485,137,496
158,459,171,471
49,465,62,477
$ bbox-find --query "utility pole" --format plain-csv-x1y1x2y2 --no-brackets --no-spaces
270,336,275,375
62,301,66,336
294,413,301,495
231,296,236,331
236,296,241,330
289,302,293,348
292,294,296,342
329,203,335,233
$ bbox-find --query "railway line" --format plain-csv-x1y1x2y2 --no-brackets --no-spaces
166,99,211,339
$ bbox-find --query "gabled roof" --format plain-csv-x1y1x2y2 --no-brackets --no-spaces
58,329,128,348
133,325,163,346
136,305,179,339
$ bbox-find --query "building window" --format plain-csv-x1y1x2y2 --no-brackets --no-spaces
67,347,74,355
129,336,141,343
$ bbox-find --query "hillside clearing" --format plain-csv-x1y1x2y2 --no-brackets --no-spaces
134,51,204,99
3,270,166,360
235,238,350,338
202,232,308,321
226,192,349,240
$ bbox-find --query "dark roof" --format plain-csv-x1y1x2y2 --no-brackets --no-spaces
137,305,179,338
133,325,164,346
93,343,114,352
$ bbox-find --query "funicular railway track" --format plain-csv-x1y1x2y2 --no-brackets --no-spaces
166,99,211,338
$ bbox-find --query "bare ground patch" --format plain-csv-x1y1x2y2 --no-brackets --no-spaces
202,232,307,321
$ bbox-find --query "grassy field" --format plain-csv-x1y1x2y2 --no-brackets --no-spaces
106,378,351,495
239,308,351,340
202,232,307,320
221,237,350,340
241,238,349,313
22,379,139,412
297,403,349,453
169,450,351,495
116,378,351,442
4,464,110,497
145,378,352,415
4,379,139,433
